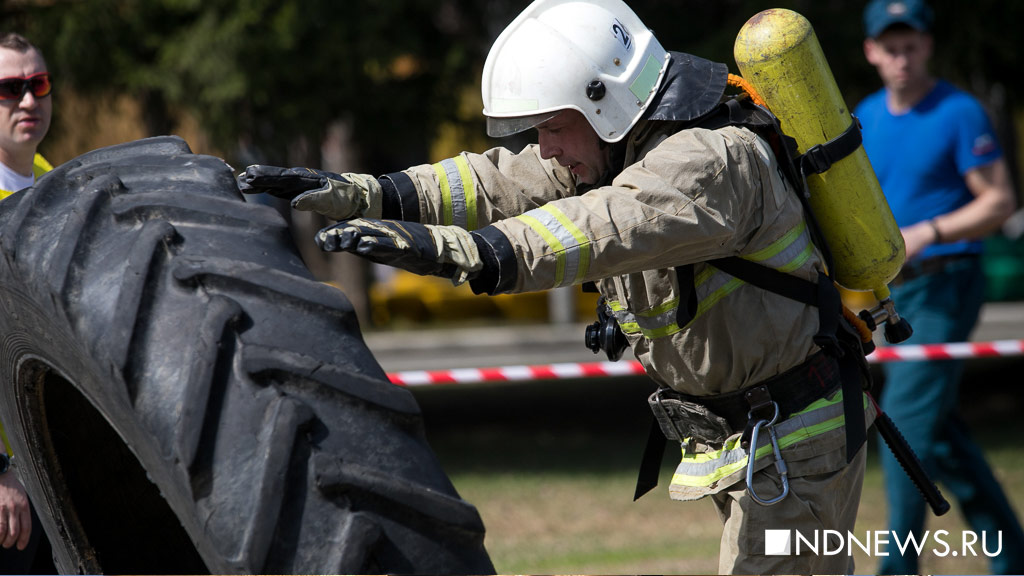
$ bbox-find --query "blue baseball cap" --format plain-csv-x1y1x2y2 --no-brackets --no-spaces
863,0,934,38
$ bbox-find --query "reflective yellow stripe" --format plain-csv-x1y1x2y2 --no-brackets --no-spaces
640,298,679,318
433,156,477,229
693,276,745,320
670,391,864,488
620,321,641,333
671,412,847,486
453,155,477,230
674,436,767,487
516,204,590,287
607,222,814,338
694,264,716,285
517,213,567,286
539,205,590,284
642,323,679,339
746,220,806,261
775,242,814,273
432,163,455,226
430,155,481,229
744,220,814,273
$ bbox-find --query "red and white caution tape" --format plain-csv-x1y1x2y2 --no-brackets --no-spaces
388,360,646,386
866,338,1024,363
387,339,1024,386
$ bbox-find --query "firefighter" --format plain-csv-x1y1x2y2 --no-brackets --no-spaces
239,0,874,572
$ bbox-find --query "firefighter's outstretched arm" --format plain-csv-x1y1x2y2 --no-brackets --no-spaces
237,165,382,221
318,218,484,286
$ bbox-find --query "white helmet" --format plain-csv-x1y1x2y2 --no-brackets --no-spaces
482,0,670,143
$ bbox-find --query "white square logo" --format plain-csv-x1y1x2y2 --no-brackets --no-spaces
765,529,792,556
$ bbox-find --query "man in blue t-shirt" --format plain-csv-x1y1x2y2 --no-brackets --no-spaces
857,0,1023,573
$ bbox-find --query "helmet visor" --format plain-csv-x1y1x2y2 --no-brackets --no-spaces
486,111,561,138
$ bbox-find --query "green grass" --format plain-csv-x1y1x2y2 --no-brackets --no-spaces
414,366,1024,574
446,461,723,573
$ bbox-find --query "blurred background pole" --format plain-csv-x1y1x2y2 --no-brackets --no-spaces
548,286,576,325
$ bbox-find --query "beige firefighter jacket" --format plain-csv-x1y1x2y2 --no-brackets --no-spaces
404,122,821,391
395,120,869,498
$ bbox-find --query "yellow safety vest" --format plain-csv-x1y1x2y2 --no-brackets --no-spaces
0,153,52,201
0,153,52,454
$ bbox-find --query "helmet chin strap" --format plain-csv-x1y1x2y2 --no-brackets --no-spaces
604,136,629,184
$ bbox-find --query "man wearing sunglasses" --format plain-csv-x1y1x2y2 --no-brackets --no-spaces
0,31,53,574
0,32,52,199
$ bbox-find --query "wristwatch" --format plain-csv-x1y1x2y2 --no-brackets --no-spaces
0,453,10,475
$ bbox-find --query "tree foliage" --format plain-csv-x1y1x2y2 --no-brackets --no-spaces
3,0,1022,181
6,0,502,170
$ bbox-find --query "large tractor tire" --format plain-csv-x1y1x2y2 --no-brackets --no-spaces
0,136,494,574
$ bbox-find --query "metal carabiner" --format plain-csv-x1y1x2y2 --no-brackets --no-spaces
745,401,791,506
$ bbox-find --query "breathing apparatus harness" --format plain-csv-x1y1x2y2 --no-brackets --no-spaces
581,59,877,503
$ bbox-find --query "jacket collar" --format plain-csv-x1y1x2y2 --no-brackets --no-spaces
644,51,730,124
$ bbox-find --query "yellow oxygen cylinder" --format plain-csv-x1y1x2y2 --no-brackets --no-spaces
733,9,903,303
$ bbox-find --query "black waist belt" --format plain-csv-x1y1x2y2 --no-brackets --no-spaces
662,351,841,432
892,253,978,285
633,350,845,500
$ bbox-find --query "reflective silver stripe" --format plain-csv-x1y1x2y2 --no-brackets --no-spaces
670,391,858,488
694,265,740,300
743,221,814,272
607,300,640,334
631,304,678,335
515,204,589,287
435,158,469,229
606,222,814,339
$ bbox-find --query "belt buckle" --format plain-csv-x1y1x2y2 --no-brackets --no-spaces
744,385,775,422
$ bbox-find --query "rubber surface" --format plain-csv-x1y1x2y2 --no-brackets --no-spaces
0,136,494,574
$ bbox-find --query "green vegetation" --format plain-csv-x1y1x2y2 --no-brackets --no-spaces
417,367,1024,574
5,1,1024,175
434,432,1023,574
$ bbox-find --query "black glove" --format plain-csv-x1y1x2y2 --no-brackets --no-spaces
237,165,382,220
318,218,483,285
237,165,340,199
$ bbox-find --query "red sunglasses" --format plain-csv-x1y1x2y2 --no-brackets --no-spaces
0,73,52,101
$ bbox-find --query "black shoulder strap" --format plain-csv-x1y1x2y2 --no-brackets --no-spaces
709,255,867,465
709,256,818,306
692,97,873,280
709,256,840,355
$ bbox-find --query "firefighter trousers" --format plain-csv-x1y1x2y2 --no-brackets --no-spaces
711,444,866,574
